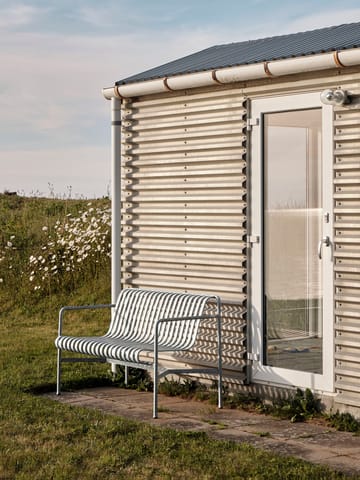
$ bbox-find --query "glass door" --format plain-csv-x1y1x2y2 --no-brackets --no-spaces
250,93,334,391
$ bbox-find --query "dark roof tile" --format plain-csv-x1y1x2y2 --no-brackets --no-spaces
116,22,360,85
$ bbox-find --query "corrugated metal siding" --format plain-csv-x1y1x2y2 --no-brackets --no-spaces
119,67,360,408
333,90,360,407
121,87,247,376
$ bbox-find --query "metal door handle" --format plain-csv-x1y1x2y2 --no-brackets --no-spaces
318,236,330,260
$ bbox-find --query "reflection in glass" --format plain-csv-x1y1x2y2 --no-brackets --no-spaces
264,109,323,373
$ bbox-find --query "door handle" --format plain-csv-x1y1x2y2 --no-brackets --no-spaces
318,236,330,260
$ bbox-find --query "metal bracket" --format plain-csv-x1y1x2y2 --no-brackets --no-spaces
247,117,259,131
247,235,260,247
318,236,330,260
247,352,260,362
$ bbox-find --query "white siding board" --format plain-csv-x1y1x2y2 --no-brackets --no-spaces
121,88,247,377
334,96,360,407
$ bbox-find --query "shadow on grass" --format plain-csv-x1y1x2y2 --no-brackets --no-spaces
25,367,153,396
25,376,115,395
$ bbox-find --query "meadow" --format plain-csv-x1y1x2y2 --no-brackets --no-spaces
0,193,356,479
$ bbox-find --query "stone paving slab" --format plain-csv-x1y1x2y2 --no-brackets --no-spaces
45,387,360,477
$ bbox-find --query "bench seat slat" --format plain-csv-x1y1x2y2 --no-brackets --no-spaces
55,334,194,364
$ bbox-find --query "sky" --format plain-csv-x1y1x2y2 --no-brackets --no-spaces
1,0,360,198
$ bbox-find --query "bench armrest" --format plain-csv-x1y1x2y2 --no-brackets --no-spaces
58,303,115,336
155,313,221,341
156,314,217,325
155,294,221,330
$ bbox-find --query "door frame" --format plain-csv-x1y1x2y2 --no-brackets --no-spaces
249,92,334,392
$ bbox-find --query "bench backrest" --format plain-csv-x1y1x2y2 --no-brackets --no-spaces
106,289,213,349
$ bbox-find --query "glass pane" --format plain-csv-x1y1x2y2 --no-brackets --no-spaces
264,109,323,373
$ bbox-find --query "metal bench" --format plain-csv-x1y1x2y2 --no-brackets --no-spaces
55,288,222,418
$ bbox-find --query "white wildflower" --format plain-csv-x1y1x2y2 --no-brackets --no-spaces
42,226,48,231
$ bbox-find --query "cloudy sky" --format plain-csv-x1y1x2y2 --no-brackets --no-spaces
1,0,360,198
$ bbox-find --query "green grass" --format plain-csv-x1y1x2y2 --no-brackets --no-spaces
0,194,357,479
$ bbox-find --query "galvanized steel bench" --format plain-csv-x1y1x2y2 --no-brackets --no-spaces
55,288,222,418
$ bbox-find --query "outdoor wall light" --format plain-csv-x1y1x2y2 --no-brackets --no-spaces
320,88,350,106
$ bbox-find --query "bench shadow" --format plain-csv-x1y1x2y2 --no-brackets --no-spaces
25,367,153,395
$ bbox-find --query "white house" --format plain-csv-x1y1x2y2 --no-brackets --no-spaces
102,22,360,414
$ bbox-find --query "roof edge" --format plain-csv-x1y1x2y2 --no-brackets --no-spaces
103,48,360,100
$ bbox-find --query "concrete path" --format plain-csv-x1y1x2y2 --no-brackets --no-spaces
46,387,360,477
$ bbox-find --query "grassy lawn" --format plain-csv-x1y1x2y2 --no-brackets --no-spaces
0,194,357,479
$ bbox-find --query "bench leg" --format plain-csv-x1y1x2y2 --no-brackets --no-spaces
153,356,159,419
218,368,223,410
56,349,62,395
217,337,223,409
111,362,119,381
217,302,223,409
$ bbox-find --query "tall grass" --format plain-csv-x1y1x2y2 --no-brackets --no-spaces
0,194,111,312
0,194,354,479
